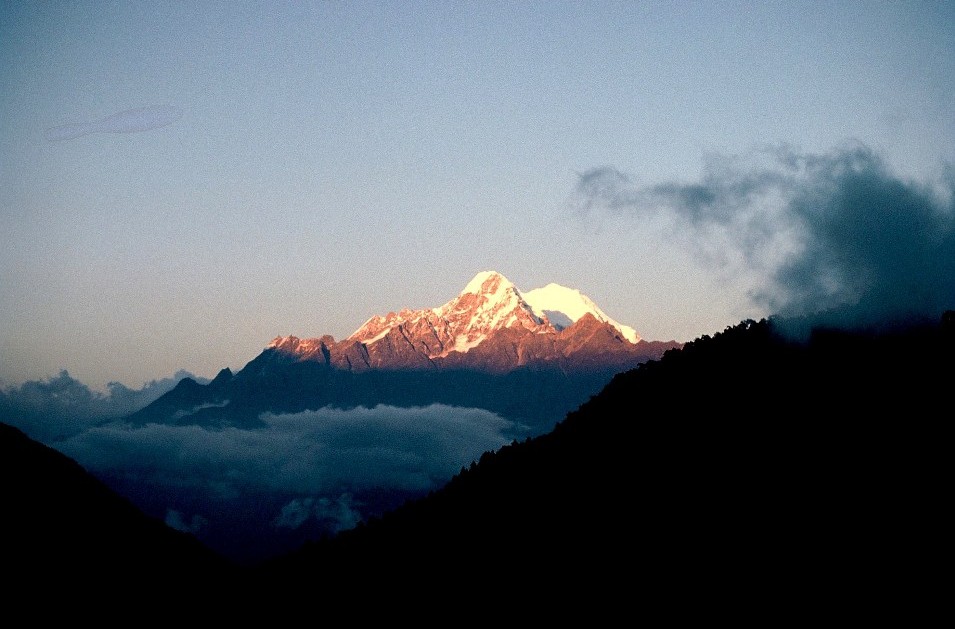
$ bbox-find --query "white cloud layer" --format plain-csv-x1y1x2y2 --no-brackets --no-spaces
47,404,513,555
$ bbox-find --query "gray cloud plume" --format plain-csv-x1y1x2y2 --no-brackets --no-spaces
45,105,182,141
574,143,955,330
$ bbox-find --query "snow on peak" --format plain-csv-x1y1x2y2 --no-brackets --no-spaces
523,282,641,344
345,271,641,355
432,270,547,349
462,270,515,297
348,270,550,353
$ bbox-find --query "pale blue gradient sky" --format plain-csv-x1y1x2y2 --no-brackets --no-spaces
2,1,953,389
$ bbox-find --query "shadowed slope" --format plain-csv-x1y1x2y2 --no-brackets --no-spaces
256,315,951,617
5,313,948,619
0,422,234,606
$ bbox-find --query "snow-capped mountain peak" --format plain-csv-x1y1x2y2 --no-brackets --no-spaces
346,271,642,353
523,282,641,343
348,271,552,355
435,271,550,350
263,270,664,375
461,270,514,296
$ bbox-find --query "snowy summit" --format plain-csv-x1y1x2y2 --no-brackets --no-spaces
523,282,641,343
347,271,640,355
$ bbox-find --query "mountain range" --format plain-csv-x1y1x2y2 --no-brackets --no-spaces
62,271,676,563
254,312,951,616
4,310,948,619
127,271,679,432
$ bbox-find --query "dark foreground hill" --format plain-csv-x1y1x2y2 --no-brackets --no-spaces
0,422,234,610
4,314,949,619
255,314,951,617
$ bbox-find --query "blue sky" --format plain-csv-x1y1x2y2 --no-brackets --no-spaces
2,1,954,390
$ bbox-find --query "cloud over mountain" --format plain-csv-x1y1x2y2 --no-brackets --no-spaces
574,143,955,330
0,370,204,441
53,404,514,560
3,270,669,562
60,404,512,495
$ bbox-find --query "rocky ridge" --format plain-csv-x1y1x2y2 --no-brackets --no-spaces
266,271,671,373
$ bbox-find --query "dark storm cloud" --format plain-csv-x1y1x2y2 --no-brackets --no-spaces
574,143,955,329
0,370,202,441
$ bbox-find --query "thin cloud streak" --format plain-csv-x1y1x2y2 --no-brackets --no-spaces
45,105,182,141
573,142,955,330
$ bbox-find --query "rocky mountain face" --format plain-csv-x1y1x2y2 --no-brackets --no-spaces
349,271,552,358
266,271,672,373
127,271,680,432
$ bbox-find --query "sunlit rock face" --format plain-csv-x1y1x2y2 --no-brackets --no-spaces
268,271,667,373
128,271,680,432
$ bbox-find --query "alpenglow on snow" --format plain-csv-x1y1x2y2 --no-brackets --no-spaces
346,271,641,357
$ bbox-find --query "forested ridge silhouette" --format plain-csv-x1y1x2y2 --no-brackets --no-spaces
257,313,951,615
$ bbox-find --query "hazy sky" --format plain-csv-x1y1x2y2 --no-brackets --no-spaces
2,1,954,390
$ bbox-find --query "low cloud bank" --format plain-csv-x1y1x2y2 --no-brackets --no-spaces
0,370,203,441
51,404,513,560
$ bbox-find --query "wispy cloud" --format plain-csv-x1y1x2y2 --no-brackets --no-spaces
165,509,208,535
45,105,182,141
273,494,362,533
573,142,955,330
